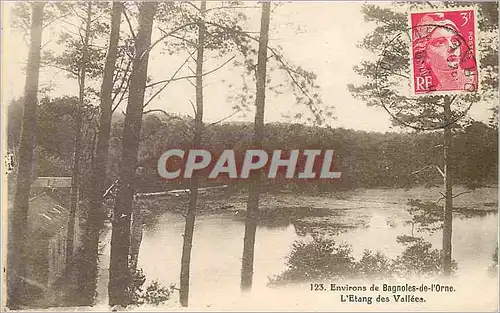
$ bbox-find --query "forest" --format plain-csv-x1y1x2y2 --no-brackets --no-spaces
3,1,498,311
7,102,498,192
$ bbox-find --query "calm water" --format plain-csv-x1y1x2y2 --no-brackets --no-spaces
137,189,498,309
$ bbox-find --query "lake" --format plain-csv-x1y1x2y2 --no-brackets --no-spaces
137,187,498,310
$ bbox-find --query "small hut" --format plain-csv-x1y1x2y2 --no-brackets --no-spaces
26,192,70,287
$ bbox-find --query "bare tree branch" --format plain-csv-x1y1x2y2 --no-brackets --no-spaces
182,39,198,66
143,50,195,108
452,190,472,199
204,21,329,126
112,79,130,113
186,78,196,88
112,53,126,89
112,58,133,105
435,166,445,178
409,164,444,178
57,20,84,38
43,12,72,30
143,22,198,61
204,5,260,12
112,70,132,113
143,108,195,134
437,190,472,204
59,18,83,31
78,21,85,45
426,1,437,9
69,5,86,22
182,1,200,12
40,40,52,51
167,33,198,47
409,166,434,176
146,55,235,89
205,110,241,128
41,62,79,76
90,8,108,24
122,4,137,41
271,54,325,121
189,99,197,115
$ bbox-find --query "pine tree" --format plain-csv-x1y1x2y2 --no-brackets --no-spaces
349,2,498,276
240,1,271,291
108,2,158,307
7,2,45,308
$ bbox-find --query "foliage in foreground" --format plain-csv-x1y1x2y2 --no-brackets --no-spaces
488,246,498,276
272,238,356,282
130,268,175,306
269,236,457,285
394,237,458,276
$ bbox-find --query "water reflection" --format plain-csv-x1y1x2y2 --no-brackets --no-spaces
137,197,497,307
138,212,304,307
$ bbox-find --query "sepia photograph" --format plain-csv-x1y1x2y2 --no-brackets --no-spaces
1,1,498,311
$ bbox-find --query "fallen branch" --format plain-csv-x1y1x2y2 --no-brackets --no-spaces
409,165,444,178
435,166,445,178
136,185,228,198
103,179,119,199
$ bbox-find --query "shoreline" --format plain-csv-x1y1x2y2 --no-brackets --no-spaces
137,186,498,237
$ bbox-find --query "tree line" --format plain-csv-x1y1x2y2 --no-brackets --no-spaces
8,103,498,193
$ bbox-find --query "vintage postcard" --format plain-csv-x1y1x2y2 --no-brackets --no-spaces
1,1,498,312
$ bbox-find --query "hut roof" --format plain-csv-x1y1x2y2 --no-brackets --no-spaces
28,192,69,238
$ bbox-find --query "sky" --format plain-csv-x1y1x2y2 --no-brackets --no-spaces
1,2,495,133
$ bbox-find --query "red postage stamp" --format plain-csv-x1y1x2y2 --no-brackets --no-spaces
410,9,478,95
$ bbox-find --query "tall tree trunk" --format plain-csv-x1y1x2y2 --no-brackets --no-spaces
66,2,92,264
442,96,453,276
7,2,45,309
66,110,82,260
80,2,122,305
179,1,206,307
108,2,157,307
240,1,271,292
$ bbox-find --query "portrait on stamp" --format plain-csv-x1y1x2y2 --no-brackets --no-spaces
411,10,478,94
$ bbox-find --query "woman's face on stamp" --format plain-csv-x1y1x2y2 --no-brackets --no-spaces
426,27,462,73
